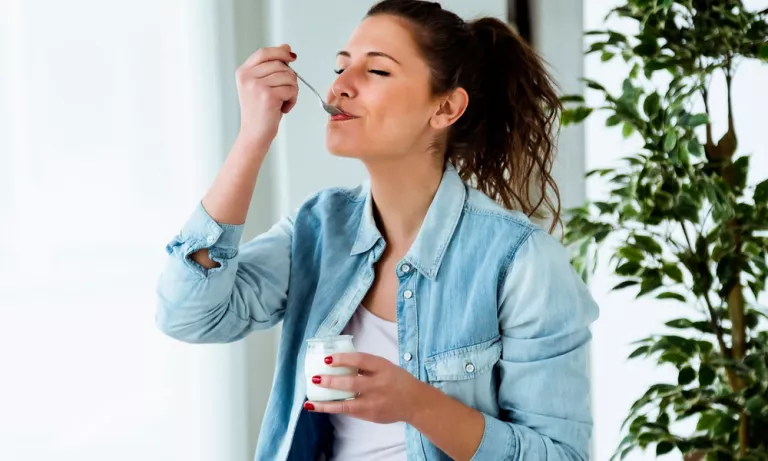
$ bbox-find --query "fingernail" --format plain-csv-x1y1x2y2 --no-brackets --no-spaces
304,402,315,411
290,52,297,59
324,356,333,364
312,376,321,384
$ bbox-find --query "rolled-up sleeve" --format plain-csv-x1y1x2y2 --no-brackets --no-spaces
155,202,293,344
471,229,599,461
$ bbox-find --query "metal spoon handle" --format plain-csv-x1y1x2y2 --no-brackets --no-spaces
294,71,323,101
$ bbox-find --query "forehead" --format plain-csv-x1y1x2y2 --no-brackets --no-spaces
342,15,420,61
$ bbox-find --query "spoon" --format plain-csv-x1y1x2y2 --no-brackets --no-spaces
293,70,345,116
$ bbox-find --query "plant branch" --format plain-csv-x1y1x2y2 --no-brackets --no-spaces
679,221,732,362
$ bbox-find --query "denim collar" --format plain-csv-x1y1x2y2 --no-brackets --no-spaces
350,163,467,280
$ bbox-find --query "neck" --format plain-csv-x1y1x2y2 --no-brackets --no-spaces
365,156,444,250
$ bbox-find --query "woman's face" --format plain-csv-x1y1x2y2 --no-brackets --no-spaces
325,15,440,161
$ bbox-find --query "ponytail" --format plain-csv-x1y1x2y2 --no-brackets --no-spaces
368,1,563,233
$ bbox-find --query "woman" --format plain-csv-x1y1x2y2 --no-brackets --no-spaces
156,1,599,460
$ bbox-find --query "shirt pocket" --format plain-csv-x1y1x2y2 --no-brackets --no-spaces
424,336,502,415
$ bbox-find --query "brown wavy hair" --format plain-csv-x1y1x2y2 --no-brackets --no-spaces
368,0,563,233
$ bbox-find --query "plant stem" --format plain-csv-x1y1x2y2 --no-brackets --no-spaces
720,61,748,456
679,222,731,361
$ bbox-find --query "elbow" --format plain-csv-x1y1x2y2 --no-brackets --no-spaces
154,299,227,344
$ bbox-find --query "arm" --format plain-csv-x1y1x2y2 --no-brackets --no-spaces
409,229,599,460
155,45,300,343
155,203,294,344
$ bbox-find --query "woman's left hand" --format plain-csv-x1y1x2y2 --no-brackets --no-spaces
305,352,426,424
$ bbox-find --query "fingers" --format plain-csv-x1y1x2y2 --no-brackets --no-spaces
313,374,367,393
305,398,361,415
326,352,382,372
258,71,298,89
250,60,292,79
242,44,295,69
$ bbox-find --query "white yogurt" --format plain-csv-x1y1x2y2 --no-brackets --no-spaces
305,335,358,401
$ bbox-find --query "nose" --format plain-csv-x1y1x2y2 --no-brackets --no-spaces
328,71,357,103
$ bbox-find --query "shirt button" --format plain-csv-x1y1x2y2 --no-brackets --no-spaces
401,264,411,273
403,290,413,299
403,352,412,361
465,363,475,373
206,235,216,245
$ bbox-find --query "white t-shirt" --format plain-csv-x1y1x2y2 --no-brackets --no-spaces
329,306,407,461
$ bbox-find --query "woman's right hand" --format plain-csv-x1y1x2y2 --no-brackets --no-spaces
235,44,298,145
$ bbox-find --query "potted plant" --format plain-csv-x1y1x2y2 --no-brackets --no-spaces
560,0,768,459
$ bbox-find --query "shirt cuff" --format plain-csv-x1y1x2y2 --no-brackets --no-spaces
165,202,245,276
470,413,518,461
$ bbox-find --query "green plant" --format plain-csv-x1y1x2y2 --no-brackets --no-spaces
560,1,768,459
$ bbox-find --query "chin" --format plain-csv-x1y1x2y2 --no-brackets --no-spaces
326,133,364,159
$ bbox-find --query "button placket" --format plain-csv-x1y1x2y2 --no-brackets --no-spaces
398,270,419,378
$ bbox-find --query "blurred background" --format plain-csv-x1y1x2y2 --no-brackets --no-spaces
0,0,766,460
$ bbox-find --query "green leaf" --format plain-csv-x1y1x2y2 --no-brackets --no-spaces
696,412,718,431
643,93,661,118
666,318,693,329
678,367,696,385
684,113,708,127
606,115,622,127
601,51,615,62
698,365,715,386
754,179,768,204
660,351,688,365
745,395,765,415
639,276,663,297
759,43,768,61
634,235,662,254
613,280,639,290
662,264,683,283
562,106,593,126
664,130,677,152
688,138,703,157
583,78,607,92
656,441,674,456
560,94,585,103
617,262,642,276
619,247,645,262
656,292,686,302
622,123,634,138
629,345,650,359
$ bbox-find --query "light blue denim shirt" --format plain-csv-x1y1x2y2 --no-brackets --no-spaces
156,163,599,461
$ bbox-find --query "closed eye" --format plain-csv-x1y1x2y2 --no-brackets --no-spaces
333,69,390,77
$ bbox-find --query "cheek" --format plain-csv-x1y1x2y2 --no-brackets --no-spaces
368,96,430,140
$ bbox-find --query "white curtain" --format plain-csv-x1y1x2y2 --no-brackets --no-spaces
0,1,256,460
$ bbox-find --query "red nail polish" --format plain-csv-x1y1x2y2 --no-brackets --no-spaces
304,402,315,411
290,52,297,59
324,356,333,364
312,376,321,384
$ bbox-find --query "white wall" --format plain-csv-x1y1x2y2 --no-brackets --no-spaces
585,1,768,460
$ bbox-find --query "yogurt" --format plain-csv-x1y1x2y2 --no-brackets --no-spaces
305,335,358,401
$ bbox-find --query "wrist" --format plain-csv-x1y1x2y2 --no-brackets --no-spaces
234,132,272,156
405,379,441,427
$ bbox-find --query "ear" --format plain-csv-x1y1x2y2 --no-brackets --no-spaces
429,87,469,130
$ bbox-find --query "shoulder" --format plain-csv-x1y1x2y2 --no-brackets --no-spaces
463,187,537,229
457,186,554,262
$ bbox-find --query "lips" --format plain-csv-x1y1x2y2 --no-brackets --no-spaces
330,112,358,121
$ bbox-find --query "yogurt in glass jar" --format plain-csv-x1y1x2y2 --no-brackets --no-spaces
305,335,358,401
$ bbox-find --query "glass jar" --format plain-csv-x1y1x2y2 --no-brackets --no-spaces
305,335,358,401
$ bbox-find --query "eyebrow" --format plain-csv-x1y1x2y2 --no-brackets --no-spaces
336,50,401,65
